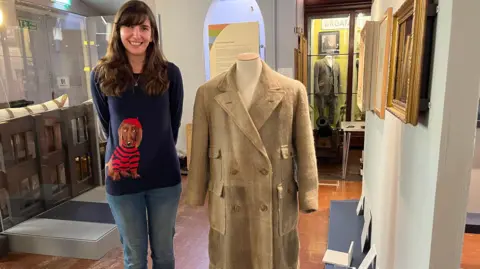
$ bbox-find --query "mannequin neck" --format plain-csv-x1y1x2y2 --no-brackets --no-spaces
326,55,333,67
235,54,262,109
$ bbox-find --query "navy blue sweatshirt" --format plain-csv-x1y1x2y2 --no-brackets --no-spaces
90,62,184,196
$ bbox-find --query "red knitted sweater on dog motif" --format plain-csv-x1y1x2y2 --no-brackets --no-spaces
111,145,140,173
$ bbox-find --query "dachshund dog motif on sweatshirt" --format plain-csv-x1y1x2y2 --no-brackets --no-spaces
106,118,143,180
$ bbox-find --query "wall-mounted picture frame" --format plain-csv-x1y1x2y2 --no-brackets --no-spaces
386,0,436,125
318,31,340,54
357,21,380,112
373,8,393,119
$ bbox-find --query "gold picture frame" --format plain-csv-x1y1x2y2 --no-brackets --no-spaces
358,21,380,112
386,0,433,125
373,8,393,119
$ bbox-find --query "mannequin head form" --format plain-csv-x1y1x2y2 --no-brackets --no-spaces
237,53,260,61
325,54,333,66
236,53,262,75
235,52,262,107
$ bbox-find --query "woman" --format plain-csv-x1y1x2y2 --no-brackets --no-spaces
90,1,183,268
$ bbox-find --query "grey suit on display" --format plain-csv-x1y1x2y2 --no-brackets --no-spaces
313,57,340,126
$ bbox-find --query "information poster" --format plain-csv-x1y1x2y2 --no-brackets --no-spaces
208,22,259,78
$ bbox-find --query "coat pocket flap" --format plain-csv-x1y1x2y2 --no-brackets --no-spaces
280,146,293,159
208,180,224,197
277,183,284,199
208,148,221,159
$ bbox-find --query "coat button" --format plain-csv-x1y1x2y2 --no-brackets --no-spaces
232,205,240,212
231,169,238,175
259,168,269,175
260,204,268,212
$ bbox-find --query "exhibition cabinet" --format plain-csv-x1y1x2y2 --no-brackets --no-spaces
0,102,101,232
305,0,372,160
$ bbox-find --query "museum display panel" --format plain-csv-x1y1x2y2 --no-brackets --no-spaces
386,0,436,125
203,0,266,81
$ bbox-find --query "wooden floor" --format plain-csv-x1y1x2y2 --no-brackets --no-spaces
1,179,479,268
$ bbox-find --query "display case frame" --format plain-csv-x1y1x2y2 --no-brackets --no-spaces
373,8,393,119
386,0,437,125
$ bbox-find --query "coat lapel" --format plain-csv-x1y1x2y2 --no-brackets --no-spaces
214,91,267,157
214,60,283,157
249,87,285,131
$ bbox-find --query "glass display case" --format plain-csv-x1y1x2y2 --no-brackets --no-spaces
307,12,371,130
0,1,101,232
0,4,90,108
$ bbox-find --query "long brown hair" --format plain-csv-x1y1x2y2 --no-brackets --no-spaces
95,0,169,96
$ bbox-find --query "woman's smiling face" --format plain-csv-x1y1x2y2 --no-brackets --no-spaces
120,18,152,57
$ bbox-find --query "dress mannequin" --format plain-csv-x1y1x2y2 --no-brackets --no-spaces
235,53,262,109
325,54,333,67
187,55,319,269
313,55,340,126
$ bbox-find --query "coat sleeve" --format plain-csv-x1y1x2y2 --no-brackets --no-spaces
293,82,319,213
185,86,210,206
313,60,320,96
90,70,110,137
314,60,325,96
168,63,184,144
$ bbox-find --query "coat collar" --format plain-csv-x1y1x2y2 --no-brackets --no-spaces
214,60,285,158
216,60,282,92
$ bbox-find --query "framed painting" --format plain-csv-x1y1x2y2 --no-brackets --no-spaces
318,31,340,54
373,8,393,119
357,21,380,112
386,0,437,125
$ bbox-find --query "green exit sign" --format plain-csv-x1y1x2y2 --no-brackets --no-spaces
52,0,71,6
18,19,37,30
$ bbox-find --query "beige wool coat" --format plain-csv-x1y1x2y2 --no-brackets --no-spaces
186,61,319,269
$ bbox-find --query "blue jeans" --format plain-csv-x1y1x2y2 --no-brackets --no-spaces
106,183,182,269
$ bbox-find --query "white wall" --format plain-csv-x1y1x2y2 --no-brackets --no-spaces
276,0,297,70
154,0,209,154
364,0,480,268
296,0,304,31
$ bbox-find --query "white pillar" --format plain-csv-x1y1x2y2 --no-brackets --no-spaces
427,0,480,267
365,0,480,268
